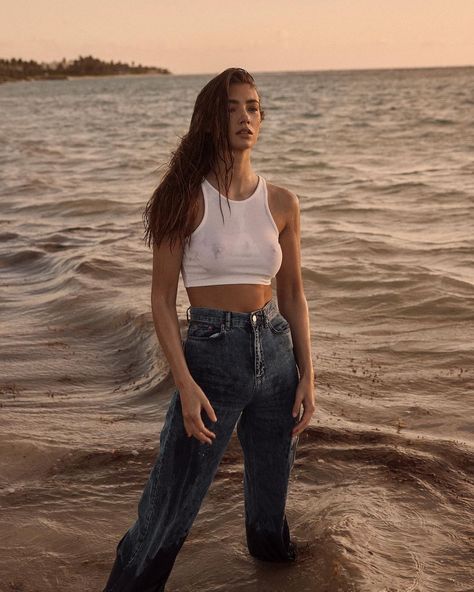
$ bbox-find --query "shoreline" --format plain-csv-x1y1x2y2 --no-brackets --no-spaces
67,72,170,80
0,71,171,85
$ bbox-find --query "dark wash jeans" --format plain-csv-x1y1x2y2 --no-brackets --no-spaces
103,298,301,592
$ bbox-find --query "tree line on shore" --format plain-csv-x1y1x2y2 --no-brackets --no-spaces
0,55,171,83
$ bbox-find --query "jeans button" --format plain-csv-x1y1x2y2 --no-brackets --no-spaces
251,314,257,324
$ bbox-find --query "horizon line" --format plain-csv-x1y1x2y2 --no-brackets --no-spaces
176,63,474,76
2,55,472,76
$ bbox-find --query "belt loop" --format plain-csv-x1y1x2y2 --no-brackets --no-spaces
225,311,231,330
263,301,272,327
186,306,190,324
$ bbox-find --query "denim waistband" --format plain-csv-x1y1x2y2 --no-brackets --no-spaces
185,298,280,329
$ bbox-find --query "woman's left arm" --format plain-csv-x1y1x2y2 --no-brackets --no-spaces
275,188,316,436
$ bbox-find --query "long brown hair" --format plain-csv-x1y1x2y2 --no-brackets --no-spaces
142,67,266,252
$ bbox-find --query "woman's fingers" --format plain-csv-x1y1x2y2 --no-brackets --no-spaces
292,395,303,418
291,415,310,437
180,389,218,444
291,404,315,437
202,399,218,423
186,414,216,445
194,399,217,444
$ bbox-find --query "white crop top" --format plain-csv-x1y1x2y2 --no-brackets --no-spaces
181,175,283,287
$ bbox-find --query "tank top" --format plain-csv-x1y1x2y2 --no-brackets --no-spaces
181,175,283,287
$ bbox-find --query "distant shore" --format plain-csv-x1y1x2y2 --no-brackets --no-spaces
0,71,171,85
69,71,170,79
0,55,171,85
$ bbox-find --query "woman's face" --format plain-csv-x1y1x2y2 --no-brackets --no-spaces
227,83,262,152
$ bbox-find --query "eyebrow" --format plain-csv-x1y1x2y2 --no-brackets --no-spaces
228,99,260,104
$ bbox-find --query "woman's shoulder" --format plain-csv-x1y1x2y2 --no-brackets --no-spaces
264,179,300,234
265,179,300,214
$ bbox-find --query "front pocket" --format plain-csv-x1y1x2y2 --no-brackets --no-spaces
268,313,290,334
187,320,225,340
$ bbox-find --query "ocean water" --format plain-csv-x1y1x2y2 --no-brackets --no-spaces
0,66,473,592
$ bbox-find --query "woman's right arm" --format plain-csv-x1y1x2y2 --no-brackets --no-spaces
150,239,217,445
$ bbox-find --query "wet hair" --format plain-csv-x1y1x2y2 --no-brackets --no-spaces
142,67,265,252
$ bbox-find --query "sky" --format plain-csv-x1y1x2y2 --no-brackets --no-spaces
1,0,473,74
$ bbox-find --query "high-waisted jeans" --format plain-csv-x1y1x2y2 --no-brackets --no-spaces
103,298,301,592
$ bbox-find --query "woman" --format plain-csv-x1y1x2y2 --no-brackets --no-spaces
103,67,315,592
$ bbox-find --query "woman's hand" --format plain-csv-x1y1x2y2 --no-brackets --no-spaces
291,376,316,437
179,381,217,445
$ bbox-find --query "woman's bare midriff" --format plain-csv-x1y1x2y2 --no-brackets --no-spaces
185,284,273,313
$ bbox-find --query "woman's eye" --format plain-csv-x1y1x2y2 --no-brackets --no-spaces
229,107,258,113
